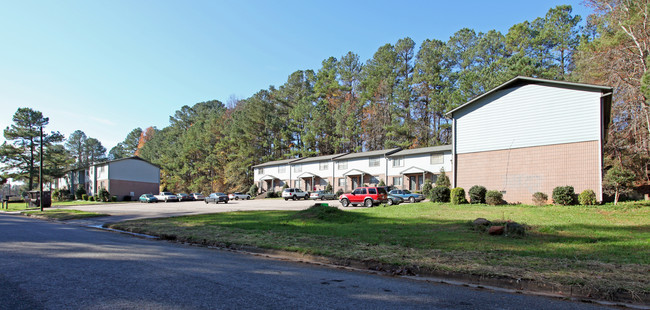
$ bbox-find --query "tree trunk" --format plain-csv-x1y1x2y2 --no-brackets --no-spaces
614,189,620,205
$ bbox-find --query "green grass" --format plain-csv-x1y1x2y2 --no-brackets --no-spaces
22,209,109,220
109,201,650,299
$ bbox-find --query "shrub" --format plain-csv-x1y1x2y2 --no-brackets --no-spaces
378,179,385,186
98,188,111,202
75,186,86,200
82,194,89,201
431,186,450,203
111,195,117,202
468,185,486,204
89,196,95,201
532,192,548,206
282,183,289,189
552,186,576,205
485,190,503,205
248,184,258,196
325,183,333,193
435,168,451,188
123,195,132,201
267,191,277,198
422,180,433,199
578,189,598,205
450,187,467,204
335,188,344,196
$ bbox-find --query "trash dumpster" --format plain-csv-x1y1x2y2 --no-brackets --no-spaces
27,191,51,208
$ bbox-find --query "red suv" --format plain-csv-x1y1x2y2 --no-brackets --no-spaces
338,187,388,208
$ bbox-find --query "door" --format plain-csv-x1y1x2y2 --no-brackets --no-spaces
409,176,416,191
352,176,359,190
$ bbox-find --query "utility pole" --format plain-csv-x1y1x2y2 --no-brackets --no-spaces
40,125,43,212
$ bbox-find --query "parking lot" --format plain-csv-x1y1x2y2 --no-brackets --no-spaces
54,198,341,224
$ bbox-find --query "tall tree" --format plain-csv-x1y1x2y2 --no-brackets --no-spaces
65,130,88,168
108,127,143,160
0,108,63,190
84,138,106,164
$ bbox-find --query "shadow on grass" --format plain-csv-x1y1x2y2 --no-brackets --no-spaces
123,205,650,264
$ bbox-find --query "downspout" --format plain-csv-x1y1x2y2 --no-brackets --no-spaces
452,117,457,188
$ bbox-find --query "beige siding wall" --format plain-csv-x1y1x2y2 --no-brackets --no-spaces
456,141,600,204
109,180,160,200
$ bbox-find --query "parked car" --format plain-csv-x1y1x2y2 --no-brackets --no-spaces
154,192,178,202
176,193,192,201
228,192,251,200
387,194,403,205
309,190,337,200
205,192,229,204
339,186,388,208
388,189,425,203
191,193,204,200
282,188,309,200
139,194,158,203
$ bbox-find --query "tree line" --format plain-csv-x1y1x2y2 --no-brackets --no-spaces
1,2,647,198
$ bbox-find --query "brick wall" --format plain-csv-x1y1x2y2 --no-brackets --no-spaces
456,141,601,204
109,179,160,201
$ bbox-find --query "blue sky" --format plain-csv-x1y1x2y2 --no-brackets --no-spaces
0,0,592,150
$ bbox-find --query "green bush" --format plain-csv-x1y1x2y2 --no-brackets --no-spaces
267,191,277,198
282,183,289,189
431,186,450,203
578,189,598,205
468,185,486,204
89,196,95,201
98,188,111,202
248,184,258,196
552,186,575,205
532,192,548,206
111,195,117,202
435,169,451,188
123,195,132,201
378,179,385,186
336,188,344,196
422,180,433,199
485,190,503,205
325,183,333,193
82,194,89,201
75,186,86,200
450,187,467,204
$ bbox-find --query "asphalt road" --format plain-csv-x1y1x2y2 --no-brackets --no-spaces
0,214,611,309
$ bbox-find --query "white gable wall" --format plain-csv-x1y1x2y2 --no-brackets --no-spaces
109,159,160,183
455,84,602,154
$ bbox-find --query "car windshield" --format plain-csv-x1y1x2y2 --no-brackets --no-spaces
216,193,225,195
403,190,411,194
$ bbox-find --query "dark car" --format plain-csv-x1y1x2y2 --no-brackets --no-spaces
191,193,205,200
388,189,425,203
387,194,403,205
309,190,337,200
338,186,388,208
205,192,229,204
139,194,158,203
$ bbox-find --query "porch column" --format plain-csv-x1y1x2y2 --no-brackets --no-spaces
311,176,314,191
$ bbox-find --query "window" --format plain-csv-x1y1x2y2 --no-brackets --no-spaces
368,188,377,194
319,161,328,171
392,157,404,167
338,178,346,187
392,176,402,186
430,154,443,164
278,166,286,173
293,164,302,173
337,161,347,170
295,180,301,188
369,157,380,167
258,168,264,174
353,188,366,195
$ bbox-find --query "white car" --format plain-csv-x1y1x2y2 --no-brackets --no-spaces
228,192,251,200
282,188,309,200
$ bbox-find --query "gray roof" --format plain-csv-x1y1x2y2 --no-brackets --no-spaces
292,153,348,164
252,157,301,168
389,145,451,157
446,76,613,116
335,148,402,160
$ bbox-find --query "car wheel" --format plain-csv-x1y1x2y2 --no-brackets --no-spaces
340,198,349,207
292,195,297,201
224,200,228,203
364,199,373,208
284,198,288,201
304,196,309,200
409,197,415,203
387,199,393,206
235,197,239,200
246,196,250,200
321,197,325,201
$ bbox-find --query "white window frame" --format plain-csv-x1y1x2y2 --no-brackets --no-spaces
338,178,346,187
392,157,404,167
337,161,347,170
369,157,380,167
319,161,328,171
258,167,264,174
430,154,443,164
392,176,402,186
278,166,286,173
293,164,302,173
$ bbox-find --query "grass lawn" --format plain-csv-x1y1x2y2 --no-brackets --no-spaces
109,201,650,300
22,209,109,220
